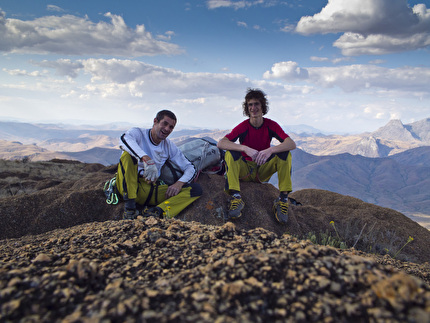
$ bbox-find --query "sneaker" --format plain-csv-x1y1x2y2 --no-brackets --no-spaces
142,206,163,218
273,197,289,224
226,196,245,220
123,208,140,220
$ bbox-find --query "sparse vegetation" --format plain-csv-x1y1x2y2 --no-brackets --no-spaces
304,220,417,262
305,230,348,249
394,236,414,259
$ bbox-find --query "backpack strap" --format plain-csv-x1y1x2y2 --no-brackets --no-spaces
142,183,155,207
163,160,183,183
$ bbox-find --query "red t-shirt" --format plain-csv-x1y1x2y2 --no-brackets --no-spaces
225,118,289,160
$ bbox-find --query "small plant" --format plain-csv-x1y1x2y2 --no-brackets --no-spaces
394,236,414,259
330,221,341,240
163,201,171,219
306,229,347,250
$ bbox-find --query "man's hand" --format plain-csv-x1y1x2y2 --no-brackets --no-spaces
166,181,184,198
255,148,272,165
243,146,259,161
142,159,158,183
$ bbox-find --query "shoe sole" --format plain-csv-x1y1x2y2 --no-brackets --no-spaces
275,214,287,224
226,212,242,220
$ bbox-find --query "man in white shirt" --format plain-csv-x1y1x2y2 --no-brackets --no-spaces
116,110,202,219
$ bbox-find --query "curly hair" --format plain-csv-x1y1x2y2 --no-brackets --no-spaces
242,88,269,117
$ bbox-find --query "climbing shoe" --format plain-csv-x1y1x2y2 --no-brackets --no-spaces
142,206,164,218
226,195,245,220
123,208,140,220
273,197,289,224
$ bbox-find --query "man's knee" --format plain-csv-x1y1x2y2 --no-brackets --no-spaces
275,150,290,161
226,150,242,161
120,152,138,166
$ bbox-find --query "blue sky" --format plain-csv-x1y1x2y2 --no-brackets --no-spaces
0,0,429,133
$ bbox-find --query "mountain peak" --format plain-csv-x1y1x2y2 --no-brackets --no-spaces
372,119,416,142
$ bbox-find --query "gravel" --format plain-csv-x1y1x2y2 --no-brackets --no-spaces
1,217,429,322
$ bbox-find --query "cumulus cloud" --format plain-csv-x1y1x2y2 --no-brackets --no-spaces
32,59,84,77
262,61,309,81
0,10,182,56
80,58,252,97
23,57,310,104
334,31,430,56
295,0,430,55
264,61,430,94
26,58,252,99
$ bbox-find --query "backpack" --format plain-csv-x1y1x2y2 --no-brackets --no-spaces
160,137,224,185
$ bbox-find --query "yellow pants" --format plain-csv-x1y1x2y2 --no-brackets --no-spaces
224,150,292,194
116,152,202,217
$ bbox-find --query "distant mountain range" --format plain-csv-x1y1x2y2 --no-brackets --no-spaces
2,117,429,158
288,146,430,220
1,118,429,227
292,118,430,157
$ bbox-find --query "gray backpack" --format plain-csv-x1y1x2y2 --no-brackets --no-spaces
160,137,224,185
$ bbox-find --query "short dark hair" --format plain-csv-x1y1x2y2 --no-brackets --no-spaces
242,88,269,117
155,110,177,123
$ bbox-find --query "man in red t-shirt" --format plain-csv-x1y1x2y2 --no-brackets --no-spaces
217,89,296,224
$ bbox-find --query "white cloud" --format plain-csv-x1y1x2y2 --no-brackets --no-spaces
295,0,430,55
331,57,353,64
0,10,183,56
47,5,64,12
264,61,430,94
207,0,247,9
206,0,264,10
32,59,84,77
15,58,314,111
310,56,329,62
80,59,252,97
2,68,46,77
334,31,430,56
157,31,175,41
262,61,309,81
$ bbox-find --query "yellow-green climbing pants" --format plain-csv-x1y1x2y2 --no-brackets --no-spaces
116,152,202,217
224,150,292,194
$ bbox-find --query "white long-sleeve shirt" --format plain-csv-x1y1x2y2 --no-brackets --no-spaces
119,127,196,183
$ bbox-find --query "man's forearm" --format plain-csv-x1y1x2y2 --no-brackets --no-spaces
270,137,296,154
217,137,244,152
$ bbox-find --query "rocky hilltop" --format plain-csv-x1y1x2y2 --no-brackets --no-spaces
1,159,430,321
